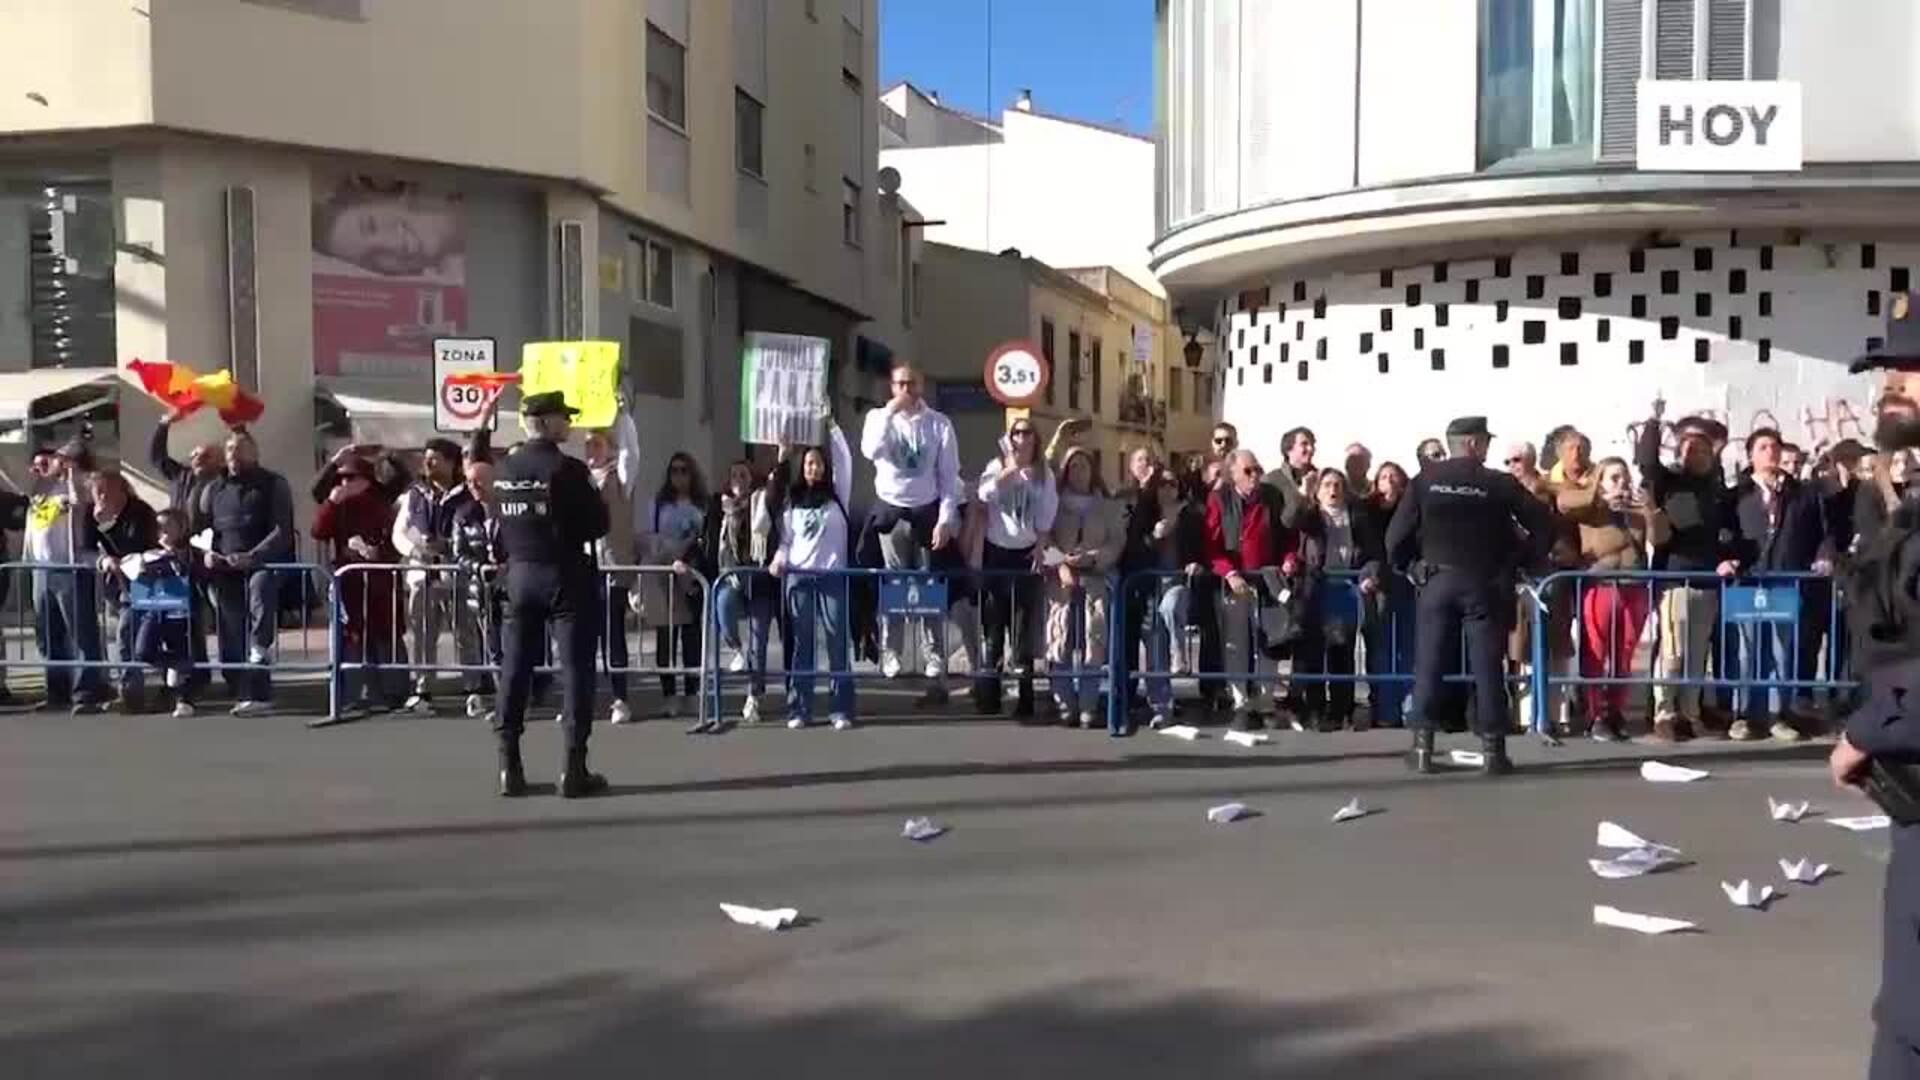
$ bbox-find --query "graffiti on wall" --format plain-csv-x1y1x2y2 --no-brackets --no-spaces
1624,394,1874,459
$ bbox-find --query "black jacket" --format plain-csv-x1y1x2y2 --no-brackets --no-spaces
87,496,160,604
497,439,608,569
1729,473,1830,573
1636,418,1738,572
148,422,219,535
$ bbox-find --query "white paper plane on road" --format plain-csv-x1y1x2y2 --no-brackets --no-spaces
720,903,801,931
1589,848,1684,879
1449,749,1485,767
1721,879,1775,909
1779,858,1831,884
1641,761,1710,783
1159,724,1202,741
1331,798,1371,824
1768,798,1813,823
1828,815,1892,832
901,817,946,842
1208,802,1252,823
1593,904,1696,935
1223,729,1269,748
1596,821,1682,856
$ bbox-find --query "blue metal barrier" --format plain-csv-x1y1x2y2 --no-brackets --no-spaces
1529,569,1854,734
708,566,1117,730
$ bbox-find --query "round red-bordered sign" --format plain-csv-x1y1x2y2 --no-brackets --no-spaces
440,377,498,421
984,340,1049,407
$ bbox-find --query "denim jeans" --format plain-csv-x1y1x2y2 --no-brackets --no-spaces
112,602,142,694
1125,576,1181,713
1735,620,1795,719
135,612,196,701
785,575,853,722
211,567,279,702
715,576,775,696
34,568,106,704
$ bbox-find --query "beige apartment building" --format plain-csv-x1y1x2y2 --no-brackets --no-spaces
914,242,1210,490
0,0,899,518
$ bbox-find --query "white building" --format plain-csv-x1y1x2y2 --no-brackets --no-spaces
1153,0,1912,470
879,83,1161,295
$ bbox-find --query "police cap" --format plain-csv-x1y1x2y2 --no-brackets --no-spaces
522,391,579,418
1850,290,1920,373
1444,416,1491,439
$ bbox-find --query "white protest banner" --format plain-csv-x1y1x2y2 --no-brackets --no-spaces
740,332,830,446
432,337,499,432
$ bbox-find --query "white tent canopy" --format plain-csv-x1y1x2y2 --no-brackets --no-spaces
0,367,119,423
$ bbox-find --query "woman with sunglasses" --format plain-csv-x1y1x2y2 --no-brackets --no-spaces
638,452,709,726
975,419,1057,716
1045,446,1123,730
708,447,786,727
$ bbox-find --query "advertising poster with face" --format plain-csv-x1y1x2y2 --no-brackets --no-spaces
312,174,468,376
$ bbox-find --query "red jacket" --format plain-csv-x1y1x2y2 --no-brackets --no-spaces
1205,484,1299,577
313,492,399,639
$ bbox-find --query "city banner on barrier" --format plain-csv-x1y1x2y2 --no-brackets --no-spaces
740,332,830,446
311,174,468,377
521,341,621,429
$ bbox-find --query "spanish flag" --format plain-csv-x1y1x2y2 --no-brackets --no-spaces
127,359,266,425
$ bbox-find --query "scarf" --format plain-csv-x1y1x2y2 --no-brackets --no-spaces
1221,485,1252,554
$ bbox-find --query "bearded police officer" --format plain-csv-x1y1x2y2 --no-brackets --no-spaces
1386,416,1553,776
1835,295,1920,1078
493,391,610,798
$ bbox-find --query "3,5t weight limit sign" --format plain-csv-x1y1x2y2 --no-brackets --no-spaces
983,340,1049,407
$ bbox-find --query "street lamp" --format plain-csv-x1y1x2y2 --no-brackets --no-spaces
1183,334,1203,368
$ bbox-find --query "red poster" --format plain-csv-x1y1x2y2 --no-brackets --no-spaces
311,175,467,376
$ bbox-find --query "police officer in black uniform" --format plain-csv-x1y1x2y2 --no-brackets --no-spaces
1386,416,1554,776
1836,298,1920,1078
493,391,611,798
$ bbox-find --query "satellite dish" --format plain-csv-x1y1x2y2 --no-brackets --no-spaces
877,166,901,195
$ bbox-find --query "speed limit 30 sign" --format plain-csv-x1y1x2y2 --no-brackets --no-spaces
433,337,499,432
984,340,1049,407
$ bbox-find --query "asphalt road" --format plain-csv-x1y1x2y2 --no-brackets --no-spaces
0,696,1892,1079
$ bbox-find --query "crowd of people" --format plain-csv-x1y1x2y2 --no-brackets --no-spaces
1,367,1882,739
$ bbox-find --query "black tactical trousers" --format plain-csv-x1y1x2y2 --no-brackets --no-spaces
1411,569,1511,737
495,560,601,752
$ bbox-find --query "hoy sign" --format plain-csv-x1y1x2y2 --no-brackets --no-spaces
1636,80,1803,172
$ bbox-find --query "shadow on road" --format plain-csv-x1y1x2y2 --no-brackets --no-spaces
2,974,1620,1079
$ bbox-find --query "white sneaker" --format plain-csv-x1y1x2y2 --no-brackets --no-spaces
172,700,196,718
230,700,274,718
609,700,633,725
1149,711,1171,730
741,696,761,724
247,646,270,666
881,650,903,679
464,694,486,718
787,716,809,730
554,712,565,726
728,652,749,674
924,655,946,680
1168,647,1190,676
1228,685,1251,713
404,694,433,716
829,713,854,731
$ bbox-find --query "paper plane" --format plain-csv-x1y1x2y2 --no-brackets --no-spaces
1721,879,1776,909
1641,760,1710,783
719,903,801,931
901,817,946,842
1589,848,1684,879
1449,749,1486,767
1208,802,1252,824
1331,798,1371,823
1779,858,1830,884
1223,729,1269,748
1596,821,1682,856
1768,798,1812,823
1593,904,1696,935
1829,815,1892,832
1158,724,1202,741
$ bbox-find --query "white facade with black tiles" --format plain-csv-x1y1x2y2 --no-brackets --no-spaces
1153,0,1920,468
1212,232,1899,466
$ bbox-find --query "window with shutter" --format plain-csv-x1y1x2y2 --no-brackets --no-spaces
1596,0,1643,161
1653,0,1695,78
1705,0,1748,79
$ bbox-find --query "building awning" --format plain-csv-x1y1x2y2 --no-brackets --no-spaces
0,368,120,423
315,377,518,449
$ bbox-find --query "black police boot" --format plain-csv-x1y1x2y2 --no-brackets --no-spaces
498,742,527,798
1012,677,1036,720
971,676,1000,715
559,748,609,798
1406,728,1437,774
1480,734,1514,778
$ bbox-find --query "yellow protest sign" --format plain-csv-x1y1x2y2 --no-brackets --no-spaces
520,340,621,428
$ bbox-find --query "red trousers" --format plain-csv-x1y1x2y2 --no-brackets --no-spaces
1580,581,1652,716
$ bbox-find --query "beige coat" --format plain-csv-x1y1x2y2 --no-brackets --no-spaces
1043,486,1123,665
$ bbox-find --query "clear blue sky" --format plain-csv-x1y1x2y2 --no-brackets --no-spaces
879,0,1153,134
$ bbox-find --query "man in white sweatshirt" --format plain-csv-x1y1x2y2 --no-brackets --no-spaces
858,364,963,684
26,442,109,712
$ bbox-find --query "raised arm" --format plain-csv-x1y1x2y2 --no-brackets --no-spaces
935,417,961,530
149,419,186,484
829,422,853,510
